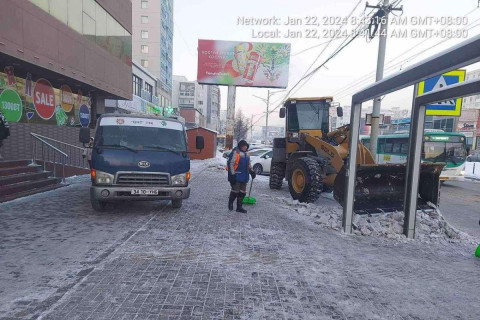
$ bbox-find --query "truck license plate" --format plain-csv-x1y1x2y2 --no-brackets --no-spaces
131,189,158,195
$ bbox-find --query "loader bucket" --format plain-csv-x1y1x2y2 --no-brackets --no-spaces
333,163,445,213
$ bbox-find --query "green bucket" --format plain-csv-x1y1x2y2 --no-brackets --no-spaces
475,244,480,258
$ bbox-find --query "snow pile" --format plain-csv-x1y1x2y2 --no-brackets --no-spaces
190,152,226,174
272,195,477,244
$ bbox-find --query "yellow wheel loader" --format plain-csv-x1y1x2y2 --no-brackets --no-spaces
269,97,445,213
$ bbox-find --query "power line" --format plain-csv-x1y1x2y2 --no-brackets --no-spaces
249,1,385,127
250,26,369,128
334,16,480,101
333,5,479,99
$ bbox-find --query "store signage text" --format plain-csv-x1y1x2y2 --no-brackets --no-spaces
33,78,56,120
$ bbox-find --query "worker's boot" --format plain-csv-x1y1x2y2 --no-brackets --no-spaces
228,192,236,211
236,194,247,213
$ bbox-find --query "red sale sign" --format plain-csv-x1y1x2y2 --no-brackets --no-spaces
33,78,56,120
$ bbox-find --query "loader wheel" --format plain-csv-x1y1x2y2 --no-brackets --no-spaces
269,162,286,189
288,157,322,203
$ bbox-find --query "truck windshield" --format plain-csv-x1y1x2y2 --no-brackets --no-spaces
96,125,187,152
287,101,329,132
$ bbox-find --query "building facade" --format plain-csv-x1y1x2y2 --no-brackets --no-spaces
463,69,480,109
172,76,220,130
105,61,165,115
0,0,132,161
132,0,173,108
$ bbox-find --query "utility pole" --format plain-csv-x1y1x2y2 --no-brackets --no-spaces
225,86,236,150
253,89,285,144
251,114,254,140
265,90,270,144
367,0,402,159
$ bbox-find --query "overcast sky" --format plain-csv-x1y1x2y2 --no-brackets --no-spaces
172,0,480,128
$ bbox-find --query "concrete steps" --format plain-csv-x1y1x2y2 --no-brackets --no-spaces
0,160,66,203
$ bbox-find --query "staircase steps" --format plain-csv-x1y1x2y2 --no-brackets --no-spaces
0,160,67,203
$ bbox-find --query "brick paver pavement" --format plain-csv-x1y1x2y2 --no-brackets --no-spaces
1,164,480,320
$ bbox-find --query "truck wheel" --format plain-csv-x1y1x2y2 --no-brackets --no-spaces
269,162,286,189
172,199,182,208
253,164,263,175
288,157,322,203
91,197,107,212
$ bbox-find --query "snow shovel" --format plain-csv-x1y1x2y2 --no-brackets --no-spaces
243,178,256,205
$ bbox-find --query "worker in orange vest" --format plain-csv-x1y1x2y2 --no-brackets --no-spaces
227,140,256,213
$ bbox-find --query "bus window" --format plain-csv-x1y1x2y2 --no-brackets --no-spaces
362,139,370,149
401,143,409,154
392,142,401,154
384,139,393,153
378,138,385,153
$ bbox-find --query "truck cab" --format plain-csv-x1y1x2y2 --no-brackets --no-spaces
79,114,203,211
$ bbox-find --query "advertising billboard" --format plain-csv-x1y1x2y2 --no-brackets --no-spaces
197,39,291,88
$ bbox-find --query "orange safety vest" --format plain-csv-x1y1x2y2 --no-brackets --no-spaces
225,152,241,171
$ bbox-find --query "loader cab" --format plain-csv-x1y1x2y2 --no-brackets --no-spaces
280,97,333,139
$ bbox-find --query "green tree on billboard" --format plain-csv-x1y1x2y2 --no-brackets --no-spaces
256,44,290,83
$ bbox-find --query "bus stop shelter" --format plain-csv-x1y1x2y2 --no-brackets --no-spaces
342,34,480,238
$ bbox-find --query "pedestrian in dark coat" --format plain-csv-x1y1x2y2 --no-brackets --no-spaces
0,110,10,160
226,140,256,213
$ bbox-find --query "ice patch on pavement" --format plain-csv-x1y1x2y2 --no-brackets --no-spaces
270,195,478,245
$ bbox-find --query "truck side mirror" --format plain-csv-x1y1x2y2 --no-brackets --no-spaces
196,136,204,150
279,107,286,118
337,107,343,117
79,127,90,144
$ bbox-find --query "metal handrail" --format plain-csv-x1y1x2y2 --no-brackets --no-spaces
30,132,89,169
31,133,69,183
31,133,84,151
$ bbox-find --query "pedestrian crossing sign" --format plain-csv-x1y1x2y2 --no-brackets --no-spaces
417,69,466,116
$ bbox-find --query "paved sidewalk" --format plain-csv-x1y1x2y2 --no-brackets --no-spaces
1,165,480,319
43,168,480,320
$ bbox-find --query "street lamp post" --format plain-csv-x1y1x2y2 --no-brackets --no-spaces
249,113,264,141
253,89,286,144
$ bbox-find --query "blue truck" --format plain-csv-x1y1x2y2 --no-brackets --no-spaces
79,114,203,211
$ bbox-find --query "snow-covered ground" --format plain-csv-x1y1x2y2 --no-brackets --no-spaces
193,154,479,245
190,151,226,177
266,192,479,245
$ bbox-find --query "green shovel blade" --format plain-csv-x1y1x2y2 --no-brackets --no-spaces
475,244,480,258
243,197,256,205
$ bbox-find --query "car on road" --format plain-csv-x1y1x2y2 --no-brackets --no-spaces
79,114,204,211
466,151,480,162
251,149,273,175
222,145,271,158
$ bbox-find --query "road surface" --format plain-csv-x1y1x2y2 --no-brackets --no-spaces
0,162,479,319
440,179,480,238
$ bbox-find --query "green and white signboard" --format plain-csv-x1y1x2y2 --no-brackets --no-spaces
0,89,23,122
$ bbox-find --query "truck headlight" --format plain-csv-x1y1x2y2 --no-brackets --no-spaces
94,170,114,185
171,173,188,186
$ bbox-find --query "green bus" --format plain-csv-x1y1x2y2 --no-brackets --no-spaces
361,130,467,182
